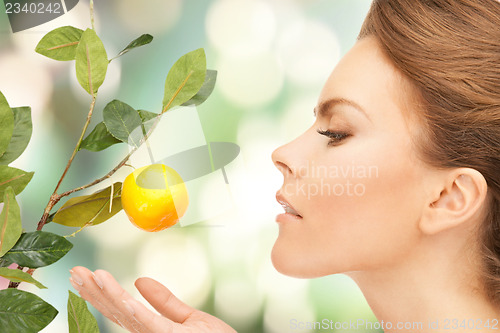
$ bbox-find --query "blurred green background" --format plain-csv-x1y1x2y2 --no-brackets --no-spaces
0,0,381,332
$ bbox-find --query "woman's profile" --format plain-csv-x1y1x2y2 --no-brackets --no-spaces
70,0,500,331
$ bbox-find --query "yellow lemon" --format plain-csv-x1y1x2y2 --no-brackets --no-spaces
121,164,188,231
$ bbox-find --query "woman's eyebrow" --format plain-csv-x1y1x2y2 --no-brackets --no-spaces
313,97,371,122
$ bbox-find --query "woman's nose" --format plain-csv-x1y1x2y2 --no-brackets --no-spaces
271,144,294,177
272,125,314,179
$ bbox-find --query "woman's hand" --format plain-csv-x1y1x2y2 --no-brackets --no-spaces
69,266,236,333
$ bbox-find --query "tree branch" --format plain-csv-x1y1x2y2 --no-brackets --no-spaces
59,109,165,199
90,0,95,30
37,95,97,231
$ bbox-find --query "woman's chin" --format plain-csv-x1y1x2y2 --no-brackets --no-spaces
271,237,352,278
271,241,323,279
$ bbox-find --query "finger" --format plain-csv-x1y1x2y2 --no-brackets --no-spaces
91,269,146,332
123,297,182,333
95,269,195,333
70,267,147,333
69,267,123,327
135,277,196,323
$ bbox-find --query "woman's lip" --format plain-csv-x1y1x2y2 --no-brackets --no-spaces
275,192,302,218
276,212,302,223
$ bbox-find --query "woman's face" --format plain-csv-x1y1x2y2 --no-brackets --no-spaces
271,37,436,278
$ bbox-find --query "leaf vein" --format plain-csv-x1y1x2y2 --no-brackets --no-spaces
112,104,139,147
86,44,93,94
0,173,25,187
69,298,81,333
6,248,70,254
163,70,194,113
47,41,79,51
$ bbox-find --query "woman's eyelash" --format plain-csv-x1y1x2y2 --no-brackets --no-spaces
317,129,351,146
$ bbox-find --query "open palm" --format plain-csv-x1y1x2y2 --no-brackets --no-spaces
70,267,236,333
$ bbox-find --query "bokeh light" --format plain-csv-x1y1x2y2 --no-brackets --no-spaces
277,19,341,87
136,233,212,309
259,260,316,333
206,0,276,58
216,52,284,108
214,277,264,330
115,0,183,36
0,52,52,115
85,211,143,250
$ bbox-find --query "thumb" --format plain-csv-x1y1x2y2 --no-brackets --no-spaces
135,277,196,324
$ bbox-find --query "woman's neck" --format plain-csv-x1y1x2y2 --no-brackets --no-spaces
347,233,500,332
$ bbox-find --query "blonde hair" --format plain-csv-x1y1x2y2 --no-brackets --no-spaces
359,0,500,305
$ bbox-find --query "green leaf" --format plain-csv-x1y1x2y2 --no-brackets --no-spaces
0,267,46,289
52,182,123,228
35,26,84,61
0,187,22,257
1,231,73,268
80,122,121,152
114,33,153,59
182,70,217,106
138,109,158,123
75,29,108,95
68,291,99,333
0,289,58,333
137,110,158,134
162,48,207,112
0,107,32,165
0,258,10,267
103,100,142,147
0,92,14,157
0,165,34,203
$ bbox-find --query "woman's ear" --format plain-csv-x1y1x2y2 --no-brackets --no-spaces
419,168,488,235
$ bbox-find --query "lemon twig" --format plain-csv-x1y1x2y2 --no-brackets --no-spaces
36,73,190,232
64,222,93,238
90,0,95,30
11,95,97,288
58,87,176,198
37,95,97,231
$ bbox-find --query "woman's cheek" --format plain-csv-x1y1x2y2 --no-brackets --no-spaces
305,158,422,271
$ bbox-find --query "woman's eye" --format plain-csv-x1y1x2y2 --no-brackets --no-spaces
317,129,351,146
